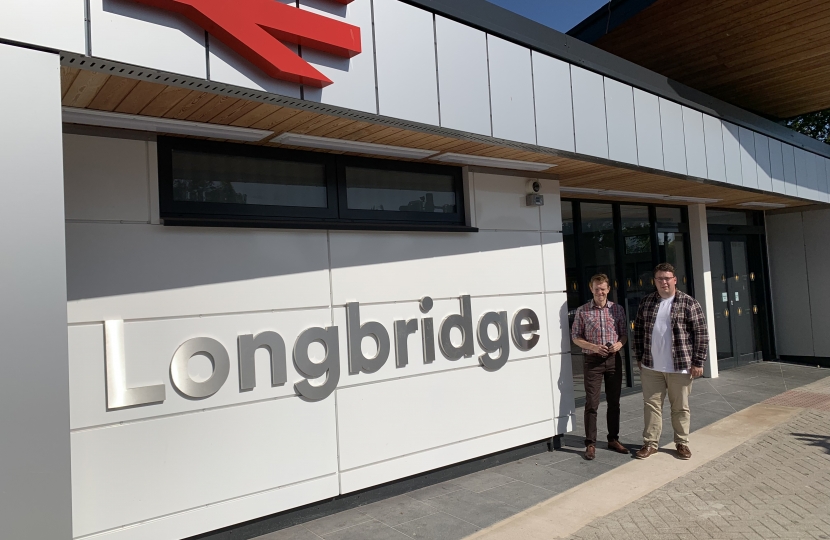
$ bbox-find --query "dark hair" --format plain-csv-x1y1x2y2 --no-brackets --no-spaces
589,273,611,289
654,263,676,276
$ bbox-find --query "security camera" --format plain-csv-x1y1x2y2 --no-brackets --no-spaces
526,180,542,194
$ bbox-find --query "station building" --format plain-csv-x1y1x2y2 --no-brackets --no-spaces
0,0,828,538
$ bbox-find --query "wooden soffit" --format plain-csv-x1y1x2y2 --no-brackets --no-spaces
60,64,814,211
590,0,830,119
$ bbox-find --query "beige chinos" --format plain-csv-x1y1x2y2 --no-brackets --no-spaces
640,367,693,448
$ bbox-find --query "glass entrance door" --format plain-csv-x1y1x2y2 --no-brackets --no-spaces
709,236,767,370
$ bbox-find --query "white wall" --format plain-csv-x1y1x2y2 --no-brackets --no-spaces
63,133,572,540
1,0,85,53
0,44,73,540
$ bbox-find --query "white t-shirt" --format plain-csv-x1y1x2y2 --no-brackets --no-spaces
645,295,688,374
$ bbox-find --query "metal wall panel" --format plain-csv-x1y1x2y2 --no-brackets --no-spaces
571,66,608,159
766,213,814,356
1,0,85,53
803,210,830,354
0,43,72,540
659,98,687,175
300,0,378,113
810,152,825,201
435,16,491,136
532,52,575,153
782,143,799,197
722,121,744,186
487,35,536,145
768,139,786,194
374,0,439,125
795,147,818,200
604,78,638,165
824,159,830,202
90,0,206,79
702,115,726,183
739,127,758,189
754,133,773,192
633,88,663,170
682,106,707,179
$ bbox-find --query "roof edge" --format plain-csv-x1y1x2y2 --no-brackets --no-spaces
401,0,830,159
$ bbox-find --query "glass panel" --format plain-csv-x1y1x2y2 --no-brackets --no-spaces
171,150,327,207
658,231,689,293
655,206,682,226
562,201,585,403
345,167,457,213
729,241,758,366
620,205,653,379
707,209,750,226
709,240,734,363
580,203,618,302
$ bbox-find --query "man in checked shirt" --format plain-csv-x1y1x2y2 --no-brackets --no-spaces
571,274,631,461
633,263,709,460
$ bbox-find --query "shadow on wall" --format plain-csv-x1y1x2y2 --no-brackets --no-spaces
65,224,556,301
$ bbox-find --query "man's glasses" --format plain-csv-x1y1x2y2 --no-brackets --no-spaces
655,277,676,283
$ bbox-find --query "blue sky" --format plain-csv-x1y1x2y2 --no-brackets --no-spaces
485,0,609,33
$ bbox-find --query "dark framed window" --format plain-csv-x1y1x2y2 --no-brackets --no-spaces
158,137,470,231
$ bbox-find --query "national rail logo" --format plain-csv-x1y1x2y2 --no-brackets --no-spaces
130,0,362,87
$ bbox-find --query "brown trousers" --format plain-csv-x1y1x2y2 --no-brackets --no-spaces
583,353,623,447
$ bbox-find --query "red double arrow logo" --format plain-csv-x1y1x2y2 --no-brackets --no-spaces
132,0,362,87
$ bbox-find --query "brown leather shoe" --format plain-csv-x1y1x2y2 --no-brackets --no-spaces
607,440,630,454
634,444,658,459
676,444,692,460
584,445,596,460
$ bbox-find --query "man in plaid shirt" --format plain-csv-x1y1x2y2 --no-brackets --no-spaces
571,274,631,461
632,262,709,460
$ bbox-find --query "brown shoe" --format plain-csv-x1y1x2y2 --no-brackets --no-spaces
676,444,692,460
584,445,596,460
634,444,658,459
607,440,630,454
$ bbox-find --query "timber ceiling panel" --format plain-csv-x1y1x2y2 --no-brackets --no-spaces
592,0,830,119
59,67,815,210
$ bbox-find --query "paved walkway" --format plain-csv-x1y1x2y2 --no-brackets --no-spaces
255,363,829,540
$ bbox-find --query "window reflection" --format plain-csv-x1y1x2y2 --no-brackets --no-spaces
345,167,457,213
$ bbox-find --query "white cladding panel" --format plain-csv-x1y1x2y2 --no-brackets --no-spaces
545,292,570,355
65,223,331,323
702,115,726,183
571,66,608,159
539,179,563,232
63,134,150,223
336,356,554,492
782,143,799,196
90,0,206,79
532,53,575,153
795,147,814,199
542,233,567,293
474,173,544,230
1,0,85,53
659,98,687,175
754,133,773,192
328,230,545,304
71,397,338,538
769,139,786,194
373,0,439,125
682,107,707,179
633,88,663,170
435,16,491,136
331,295,549,389
738,127,758,189
299,0,378,113
208,33,301,97
824,159,830,202
67,309,335,429
604,78,638,165
487,36,536,145
722,121,744,186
